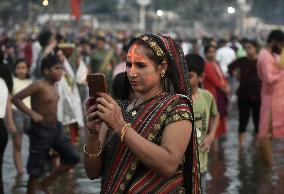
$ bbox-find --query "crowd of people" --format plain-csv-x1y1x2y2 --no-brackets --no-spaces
0,26,284,194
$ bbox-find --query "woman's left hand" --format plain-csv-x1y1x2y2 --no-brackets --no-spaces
95,92,126,134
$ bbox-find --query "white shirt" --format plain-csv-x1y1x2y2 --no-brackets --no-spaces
216,46,236,76
0,78,8,118
57,59,84,127
30,41,42,76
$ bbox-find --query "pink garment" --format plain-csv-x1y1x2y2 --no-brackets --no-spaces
257,48,284,138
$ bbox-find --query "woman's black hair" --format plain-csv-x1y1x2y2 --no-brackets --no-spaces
0,50,13,93
112,72,132,100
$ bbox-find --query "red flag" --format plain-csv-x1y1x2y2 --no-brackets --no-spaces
71,0,81,20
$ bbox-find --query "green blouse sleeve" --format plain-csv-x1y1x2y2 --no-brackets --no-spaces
164,98,193,127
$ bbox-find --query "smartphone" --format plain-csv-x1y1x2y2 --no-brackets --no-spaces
87,73,108,101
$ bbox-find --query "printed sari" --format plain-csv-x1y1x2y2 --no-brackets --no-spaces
100,34,201,194
102,93,197,194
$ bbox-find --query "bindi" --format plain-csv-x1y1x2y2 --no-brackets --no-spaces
127,44,144,63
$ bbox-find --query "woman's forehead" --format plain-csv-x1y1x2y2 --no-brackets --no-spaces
127,44,148,61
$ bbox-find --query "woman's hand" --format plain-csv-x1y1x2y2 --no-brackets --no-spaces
95,92,126,134
85,97,102,135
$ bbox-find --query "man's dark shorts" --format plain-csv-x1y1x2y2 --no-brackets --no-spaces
27,121,80,177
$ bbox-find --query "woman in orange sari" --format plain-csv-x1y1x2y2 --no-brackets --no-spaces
203,44,230,139
84,34,200,194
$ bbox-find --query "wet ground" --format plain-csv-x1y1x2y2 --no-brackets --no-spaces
3,131,101,194
3,101,284,194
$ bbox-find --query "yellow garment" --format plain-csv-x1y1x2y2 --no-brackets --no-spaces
193,89,218,173
12,77,32,109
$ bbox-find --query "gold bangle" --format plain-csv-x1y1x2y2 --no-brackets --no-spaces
120,123,131,142
83,144,102,159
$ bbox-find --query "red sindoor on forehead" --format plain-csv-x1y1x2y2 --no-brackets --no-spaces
127,44,144,62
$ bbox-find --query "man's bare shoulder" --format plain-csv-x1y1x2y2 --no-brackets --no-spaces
31,79,54,90
23,80,44,93
30,79,45,87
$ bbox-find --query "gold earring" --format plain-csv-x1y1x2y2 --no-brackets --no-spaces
161,71,165,78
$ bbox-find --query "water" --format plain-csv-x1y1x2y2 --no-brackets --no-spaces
3,102,284,194
3,135,101,194
206,103,284,194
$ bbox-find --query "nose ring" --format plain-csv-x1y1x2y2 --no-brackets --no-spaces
133,74,137,77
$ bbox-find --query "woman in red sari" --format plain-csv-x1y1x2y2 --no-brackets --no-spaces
84,34,200,194
203,45,230,139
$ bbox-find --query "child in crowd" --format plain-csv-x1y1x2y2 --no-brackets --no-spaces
12,54,80,194
185,54,220,194
9,59,32,176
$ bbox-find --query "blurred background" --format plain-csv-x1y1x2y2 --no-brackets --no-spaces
1,1,284,194
0,0,283,39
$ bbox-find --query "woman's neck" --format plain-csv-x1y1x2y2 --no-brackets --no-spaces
135,87,163,104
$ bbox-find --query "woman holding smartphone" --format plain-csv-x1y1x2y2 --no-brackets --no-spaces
84,34,201,194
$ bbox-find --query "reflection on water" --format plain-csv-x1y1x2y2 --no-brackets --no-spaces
207,116,284,194
3,135,101,194
3,113,284,194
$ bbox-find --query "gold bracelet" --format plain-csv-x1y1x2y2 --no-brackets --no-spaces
83,144,102,159
120,123,131,142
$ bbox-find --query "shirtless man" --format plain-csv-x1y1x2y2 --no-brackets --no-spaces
12,54,80,194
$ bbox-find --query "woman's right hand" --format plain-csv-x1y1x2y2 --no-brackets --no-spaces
85,97,102,135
